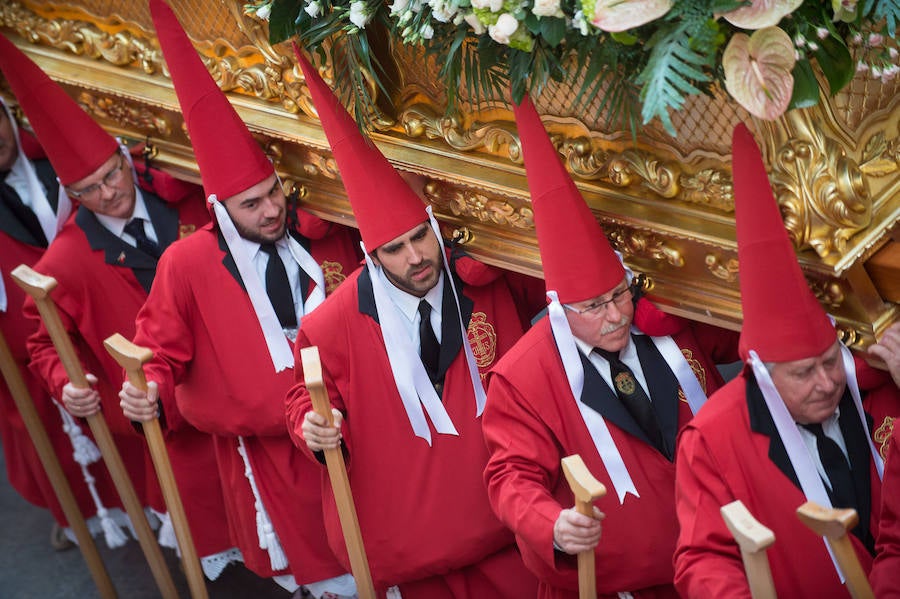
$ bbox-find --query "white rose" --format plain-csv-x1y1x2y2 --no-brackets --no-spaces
464,12,486,34
470,0,490,9
422,23,435,38
489,0,503,11
390,0,410,16
531,0,561,17
349,1,371,28
488,13,518,44
304,1,322,17
430,0,456,22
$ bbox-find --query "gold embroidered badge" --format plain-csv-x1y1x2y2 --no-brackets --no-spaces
677,348,707,404
614,371,637,396
320,260,346,294
178,224,196,239
874,416,895,460
467,312,496,368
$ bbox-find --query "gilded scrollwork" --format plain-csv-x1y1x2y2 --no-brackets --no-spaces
606,225,684,268
400,103,521,161
77,91,171,136
0,2,162,72
807,278,846,310
680,168,734,211
704,254,739,282
425,183,533,230
859,125,900,177
768,131,871,259
606,149,680,199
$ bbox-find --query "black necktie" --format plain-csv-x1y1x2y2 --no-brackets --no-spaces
802,423,859,513
0,178,48,247
261,243,297,328
123,217,161,259
418,300,440,385
596,348,668,457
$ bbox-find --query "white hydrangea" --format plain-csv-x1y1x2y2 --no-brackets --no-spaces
532,0,562,18
488,13,518,44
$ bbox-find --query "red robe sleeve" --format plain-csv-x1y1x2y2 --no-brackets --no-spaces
24,296,82,401
872,433,900,597
674,425,753,599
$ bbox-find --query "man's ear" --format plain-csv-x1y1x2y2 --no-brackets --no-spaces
369,250,381,267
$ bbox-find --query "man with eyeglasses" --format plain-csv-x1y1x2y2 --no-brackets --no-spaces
481,95,740,599
673,125,899,598
0,32,211,541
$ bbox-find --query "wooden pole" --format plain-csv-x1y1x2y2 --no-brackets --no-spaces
720,500,776,599
11,264,179,599
561,454,606,599
300,346,376,599
797,501,874,599
103,333,208,599
0,327,118,598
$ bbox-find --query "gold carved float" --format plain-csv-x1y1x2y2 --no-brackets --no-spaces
1,0,897,350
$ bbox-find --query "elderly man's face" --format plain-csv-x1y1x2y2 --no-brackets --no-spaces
0,108,19,172
769,339,845,424
221,173,286,244
65,150,136,219
564,277,635,352
372,221,442,297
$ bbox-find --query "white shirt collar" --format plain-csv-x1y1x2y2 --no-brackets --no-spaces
95,186,150,238
378,267,444,325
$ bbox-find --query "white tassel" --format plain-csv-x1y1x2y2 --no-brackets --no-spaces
155,510,179,556
237,437,288,571
97,506,129,548
57,404,101,465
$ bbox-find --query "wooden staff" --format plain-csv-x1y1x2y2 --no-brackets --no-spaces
797,501,874,599
103,333,208,599
11,264,179,599
561,454,607,599
300,346,376,599
0,327,118,598
720,500,776,599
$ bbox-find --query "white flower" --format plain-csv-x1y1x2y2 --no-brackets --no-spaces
488,12,518,44
463,12,486,34
349,1,371,28
532,0,562,17
430,0,456,22
422,23,435,38
572,9,589,35
856,60,868,73
807,41,818,51
470,0,490,9
871,65,882,78
389,0,410,15
489,0,504,11
816,27,829,40
304,1,322,17
882,64,899,82
868,33,884,47
891,47,899,60
255,3,272,20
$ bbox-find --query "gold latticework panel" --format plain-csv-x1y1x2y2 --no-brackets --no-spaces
834,73,900,132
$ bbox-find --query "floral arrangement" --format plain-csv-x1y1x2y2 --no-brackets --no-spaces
246,0,900,135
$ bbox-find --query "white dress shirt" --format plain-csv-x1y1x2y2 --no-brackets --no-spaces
378,267,444,354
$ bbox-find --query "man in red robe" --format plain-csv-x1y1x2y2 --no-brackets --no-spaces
674,124,898,598
285,46,543,598
0,31,216,551
118,2,361,596
481,94,739,599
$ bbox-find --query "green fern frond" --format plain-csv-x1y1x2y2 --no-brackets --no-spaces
864,0,900,36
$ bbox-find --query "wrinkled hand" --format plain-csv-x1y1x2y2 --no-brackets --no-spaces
119,380,159,422
302,409,343,452
61,374,101,418
869,322,900,389
553,506,605,555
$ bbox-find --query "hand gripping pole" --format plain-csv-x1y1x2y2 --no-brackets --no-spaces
11,264,178,599
301,346,375,599
561,454,606,599
104,333,208,599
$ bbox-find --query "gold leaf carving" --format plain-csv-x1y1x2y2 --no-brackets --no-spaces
77,91,170,136
424,182,533,230
704,254,739,281
769,135,871,259
680,168,734,211
607,225,684,267
859,128,900,177
808,278,845,309
607,149,679,199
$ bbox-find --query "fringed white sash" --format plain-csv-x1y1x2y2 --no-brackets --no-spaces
237,437,288,571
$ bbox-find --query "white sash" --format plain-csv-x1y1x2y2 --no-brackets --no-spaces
209,194,325,372
748,344,883,582
363,206,485,445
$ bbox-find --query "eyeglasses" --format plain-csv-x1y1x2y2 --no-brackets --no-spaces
563,284,634,316
66,154,126,201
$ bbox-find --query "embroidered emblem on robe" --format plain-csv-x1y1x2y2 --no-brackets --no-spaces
178,224,196,239
614,371,637,396
320,260,346,294
467,311,496,368
874,416,895,460
678,347,707,404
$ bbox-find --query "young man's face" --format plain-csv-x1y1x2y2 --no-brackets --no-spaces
769,339,846,424
372,221,442,297
222,173,286,244
65,150,136,219
0,108,18,173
